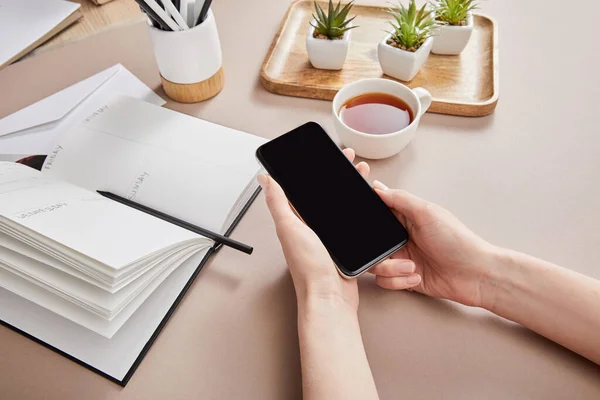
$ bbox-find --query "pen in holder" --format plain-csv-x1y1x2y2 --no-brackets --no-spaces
148,10,224,103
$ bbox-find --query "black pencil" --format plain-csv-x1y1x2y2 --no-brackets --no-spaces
139,6,159,29
133,0,171,30
97,191,253,255
196,0,213,25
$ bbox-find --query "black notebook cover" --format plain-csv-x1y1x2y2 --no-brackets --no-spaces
0,155,261,386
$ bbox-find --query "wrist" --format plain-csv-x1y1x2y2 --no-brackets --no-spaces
479,246,517,312
297,289,358,323
293,273,359,314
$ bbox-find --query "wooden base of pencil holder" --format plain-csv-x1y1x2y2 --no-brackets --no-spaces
160,67,224,103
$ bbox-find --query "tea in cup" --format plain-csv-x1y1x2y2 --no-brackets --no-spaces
332,78,432,159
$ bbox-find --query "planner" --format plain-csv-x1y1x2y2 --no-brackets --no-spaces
0,96,266,384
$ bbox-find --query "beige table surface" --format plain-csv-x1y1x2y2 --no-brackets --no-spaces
1,0,600,399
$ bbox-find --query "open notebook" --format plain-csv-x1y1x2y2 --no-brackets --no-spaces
0,96,266,384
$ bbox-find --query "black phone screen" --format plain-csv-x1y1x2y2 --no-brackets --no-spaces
256,122,409,276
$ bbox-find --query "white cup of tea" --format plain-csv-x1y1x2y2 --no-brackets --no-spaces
332,78,432,159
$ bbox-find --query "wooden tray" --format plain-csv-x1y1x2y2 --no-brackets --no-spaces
260,1,499,116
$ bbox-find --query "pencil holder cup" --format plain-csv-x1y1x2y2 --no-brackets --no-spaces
148,10,224,103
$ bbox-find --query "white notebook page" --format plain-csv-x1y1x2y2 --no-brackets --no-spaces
42,96,266,233
0,162,200,271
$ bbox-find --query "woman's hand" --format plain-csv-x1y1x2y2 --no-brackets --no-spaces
262,151,382,399
258,149,369,313
370,181,497,307
259,147,495,309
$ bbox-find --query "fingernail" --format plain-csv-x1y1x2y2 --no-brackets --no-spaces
257,174,269,188
407,274,421,286
373,180,388,191
396,261,415,274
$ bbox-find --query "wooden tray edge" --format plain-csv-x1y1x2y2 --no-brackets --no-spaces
431,13,499,117
259,2,500,117
259,0,300,89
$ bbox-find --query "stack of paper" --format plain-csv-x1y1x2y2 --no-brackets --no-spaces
0,162,213,338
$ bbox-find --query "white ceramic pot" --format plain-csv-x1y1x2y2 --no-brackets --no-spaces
377,35,433,82
332,78,432,159
148,10,222,84
306,20,352,70
432,13,474,55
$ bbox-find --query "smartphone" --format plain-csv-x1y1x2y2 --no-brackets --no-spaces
256,122,409,278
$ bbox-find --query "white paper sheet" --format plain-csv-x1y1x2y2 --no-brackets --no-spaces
0,0,80,68
0,64,165,154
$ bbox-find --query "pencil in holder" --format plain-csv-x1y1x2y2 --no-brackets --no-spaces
148,10,224,103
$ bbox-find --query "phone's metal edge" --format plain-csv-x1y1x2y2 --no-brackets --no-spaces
334,238,408,279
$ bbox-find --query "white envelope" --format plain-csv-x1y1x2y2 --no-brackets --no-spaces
0,64,165,155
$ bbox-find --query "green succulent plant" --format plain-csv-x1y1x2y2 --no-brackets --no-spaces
431,0,478,26
387,0,437,52
311,0,357,40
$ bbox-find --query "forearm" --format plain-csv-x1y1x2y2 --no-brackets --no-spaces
482,247,600,364
297,297,379,400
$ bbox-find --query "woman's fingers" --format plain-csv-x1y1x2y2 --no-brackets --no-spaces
259,174,298,229
342,148,370,179
369,258,415,277
376,274,422,290
342,148,355,162
390,246,411,260
356,161,370,179
373,181,428,222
